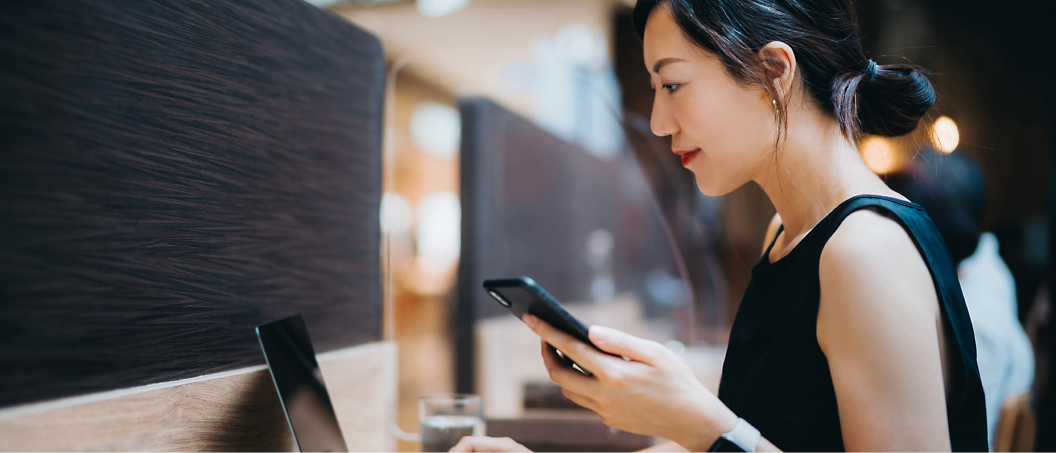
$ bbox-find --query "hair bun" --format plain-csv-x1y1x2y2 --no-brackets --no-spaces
854,64,936,137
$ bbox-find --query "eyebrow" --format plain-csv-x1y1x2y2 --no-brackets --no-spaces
651,57,686,74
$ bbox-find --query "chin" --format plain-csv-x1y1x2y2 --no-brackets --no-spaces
694,178,740,197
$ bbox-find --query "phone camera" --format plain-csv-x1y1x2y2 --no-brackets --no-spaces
488,290,511,307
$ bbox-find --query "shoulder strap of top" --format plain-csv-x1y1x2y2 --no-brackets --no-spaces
762,225,784,259
807,194,986,448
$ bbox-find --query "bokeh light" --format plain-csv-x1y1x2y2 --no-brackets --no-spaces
415,191,461,269
930,116,960,153
859,136,902,174
410,102,461,160
380,192,414,235
416,0,470,18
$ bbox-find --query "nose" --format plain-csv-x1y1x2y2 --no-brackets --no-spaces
650,92,678,137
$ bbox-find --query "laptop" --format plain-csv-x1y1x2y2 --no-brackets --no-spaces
256,314,349,452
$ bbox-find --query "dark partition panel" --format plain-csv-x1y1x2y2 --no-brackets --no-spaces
620,111,728,340
456,97,681,392
0,0,384,407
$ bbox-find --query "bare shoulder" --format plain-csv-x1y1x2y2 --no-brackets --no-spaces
817,208,940,346
819,208,924,277
816,208,950,451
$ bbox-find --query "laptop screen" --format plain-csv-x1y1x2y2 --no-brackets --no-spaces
257,315,348,452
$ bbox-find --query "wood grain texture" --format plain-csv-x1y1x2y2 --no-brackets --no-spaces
0,0,384,407
0,342,396,452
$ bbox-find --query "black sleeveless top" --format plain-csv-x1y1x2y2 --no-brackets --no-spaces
716,195,988,452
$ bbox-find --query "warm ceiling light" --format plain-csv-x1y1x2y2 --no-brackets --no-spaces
930,116,960,153
859,136,901,174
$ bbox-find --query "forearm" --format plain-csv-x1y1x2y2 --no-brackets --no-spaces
671,392,781,451
629,437,781,451
638,440,688,452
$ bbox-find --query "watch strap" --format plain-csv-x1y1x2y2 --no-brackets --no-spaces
707,436,744,452
707,418,761,452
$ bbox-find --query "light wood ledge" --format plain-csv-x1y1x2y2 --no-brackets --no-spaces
0,341,397,452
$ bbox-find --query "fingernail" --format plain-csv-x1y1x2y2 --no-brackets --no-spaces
523,314,537,327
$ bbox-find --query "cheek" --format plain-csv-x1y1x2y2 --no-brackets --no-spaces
679,89,776,193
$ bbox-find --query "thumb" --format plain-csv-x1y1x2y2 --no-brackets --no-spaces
588,325,665,363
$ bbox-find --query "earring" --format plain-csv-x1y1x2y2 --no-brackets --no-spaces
772,99,780,114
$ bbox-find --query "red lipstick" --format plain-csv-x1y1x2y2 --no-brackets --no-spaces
674,148,701,166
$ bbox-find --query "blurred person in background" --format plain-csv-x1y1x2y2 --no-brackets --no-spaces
888,150,1035,450
451,0,988,451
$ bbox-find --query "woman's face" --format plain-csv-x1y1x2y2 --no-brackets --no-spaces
643,7,777,196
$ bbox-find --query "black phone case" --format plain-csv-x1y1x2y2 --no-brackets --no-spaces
482,277,606,375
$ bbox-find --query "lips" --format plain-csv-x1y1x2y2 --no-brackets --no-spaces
674,149,701,166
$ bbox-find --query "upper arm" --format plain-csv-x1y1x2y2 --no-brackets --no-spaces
761,213,782,257
817,210,950,452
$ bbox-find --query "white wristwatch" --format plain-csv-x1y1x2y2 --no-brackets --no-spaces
707,418,761,452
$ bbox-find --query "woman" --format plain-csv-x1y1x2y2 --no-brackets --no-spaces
453,0,987,451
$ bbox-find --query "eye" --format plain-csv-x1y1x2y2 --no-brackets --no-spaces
662,83,680,93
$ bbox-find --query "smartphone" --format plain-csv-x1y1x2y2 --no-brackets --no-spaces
482,276,604,375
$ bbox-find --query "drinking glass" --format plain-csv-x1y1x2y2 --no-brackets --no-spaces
419,394,485,452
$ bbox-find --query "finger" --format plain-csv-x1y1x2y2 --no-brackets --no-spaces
545,343,575,368
486,437,531,452
588,325,668,364
540,341,600,397
560,386,600,413
448,436,476,452
523,314,612,372
447,436,531,452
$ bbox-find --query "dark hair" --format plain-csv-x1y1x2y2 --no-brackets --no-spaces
633,0,936,141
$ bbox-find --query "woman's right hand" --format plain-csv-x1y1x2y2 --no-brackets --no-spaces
523,314,741,451
448,436,531,452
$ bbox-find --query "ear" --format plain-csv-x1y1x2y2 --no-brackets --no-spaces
758,42,797,100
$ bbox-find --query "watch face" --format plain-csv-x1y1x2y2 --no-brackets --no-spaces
708,436,747,452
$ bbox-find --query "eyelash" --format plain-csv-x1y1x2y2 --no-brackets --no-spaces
652,84,680,93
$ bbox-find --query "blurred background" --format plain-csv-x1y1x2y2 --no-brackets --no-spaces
312,0,1051,450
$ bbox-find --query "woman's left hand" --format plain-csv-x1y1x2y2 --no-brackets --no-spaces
448,436,531,452
523,314,738,451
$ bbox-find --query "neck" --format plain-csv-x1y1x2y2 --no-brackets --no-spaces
754,110,896,241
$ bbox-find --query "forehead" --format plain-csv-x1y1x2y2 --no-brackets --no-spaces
643,8,696,62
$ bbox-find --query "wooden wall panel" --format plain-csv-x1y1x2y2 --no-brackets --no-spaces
0,0,384,407
0,342,397,452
